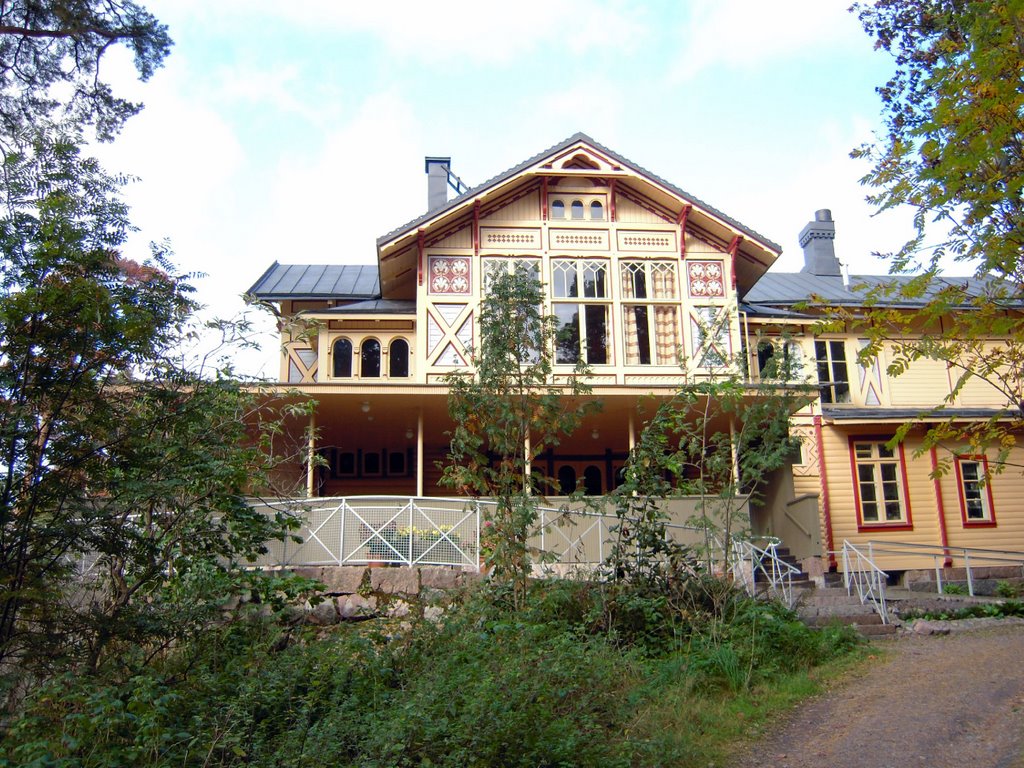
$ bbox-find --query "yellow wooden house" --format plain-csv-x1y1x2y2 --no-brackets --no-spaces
249,133,1024,575
745,210,1024,575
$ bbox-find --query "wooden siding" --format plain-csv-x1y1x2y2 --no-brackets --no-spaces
616,196,665,225
938,451,1024,553
482,190,540,222
884,348,949,407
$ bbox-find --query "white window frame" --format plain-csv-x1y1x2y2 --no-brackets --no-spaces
852,440,910,527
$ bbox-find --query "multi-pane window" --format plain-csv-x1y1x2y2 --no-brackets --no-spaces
956,457,994,524
482,257,540,293
756,339,804,381
620,261,679,365
815,340,850,403
853,441,907,524
552,259,609,365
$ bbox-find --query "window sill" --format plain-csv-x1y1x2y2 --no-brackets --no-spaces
962,520,997,528
857,522,914,533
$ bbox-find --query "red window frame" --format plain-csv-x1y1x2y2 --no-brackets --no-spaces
849,436,914,532
954,455,997,528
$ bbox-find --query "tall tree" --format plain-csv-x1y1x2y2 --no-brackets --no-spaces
0,133,302,681
848,1,1024,467
441,264,595,608
0,1,171,142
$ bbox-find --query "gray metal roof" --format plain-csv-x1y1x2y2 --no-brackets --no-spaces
822,406,1013,422
247,262,380,300
739,302,813,319
743,272,1000,307
377,132,781,252
316,299,416,315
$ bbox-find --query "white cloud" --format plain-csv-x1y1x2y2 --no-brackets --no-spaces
258,91,424,265
670,0,867,81
148,0,648,65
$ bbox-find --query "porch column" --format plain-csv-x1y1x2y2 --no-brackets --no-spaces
416,409,424,497
628,411,636,452
305,410,317,498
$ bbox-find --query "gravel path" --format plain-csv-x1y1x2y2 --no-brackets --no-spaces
729,621,1024,768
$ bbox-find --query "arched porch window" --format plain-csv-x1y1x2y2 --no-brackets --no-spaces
389,338,409,378
361,339,381,377
333,338,353,377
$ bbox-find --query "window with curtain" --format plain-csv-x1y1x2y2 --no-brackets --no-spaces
620,261,679,365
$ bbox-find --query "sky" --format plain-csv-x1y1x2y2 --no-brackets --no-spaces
95,0,915,376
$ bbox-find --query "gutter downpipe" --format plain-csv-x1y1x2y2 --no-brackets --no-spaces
930,446,954,568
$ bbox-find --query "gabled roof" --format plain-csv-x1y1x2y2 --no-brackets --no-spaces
247,262,380,301
377,132,781,253
744,272,1001,307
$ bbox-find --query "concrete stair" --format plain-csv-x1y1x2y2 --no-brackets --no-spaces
796,586,897,638
752,546,816,591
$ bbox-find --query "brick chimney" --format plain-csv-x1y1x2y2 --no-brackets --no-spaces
799,209,842,276
425,156,451,212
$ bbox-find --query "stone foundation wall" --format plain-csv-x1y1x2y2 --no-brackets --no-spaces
287,566,485,625
902,565,1024,595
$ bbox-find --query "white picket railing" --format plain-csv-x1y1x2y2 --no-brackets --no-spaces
248,496,488,570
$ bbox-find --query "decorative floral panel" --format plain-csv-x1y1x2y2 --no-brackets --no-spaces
428,256,471,295
686,261,726,298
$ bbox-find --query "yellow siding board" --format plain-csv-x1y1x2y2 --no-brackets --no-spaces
483,191,539,222
617,197,663,225
885,349,951,407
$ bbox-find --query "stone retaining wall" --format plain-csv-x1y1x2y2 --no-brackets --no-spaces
287,566,485,625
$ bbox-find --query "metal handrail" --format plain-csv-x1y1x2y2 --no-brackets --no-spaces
729,538,802,607
840,540,889,623
860,540,1024,597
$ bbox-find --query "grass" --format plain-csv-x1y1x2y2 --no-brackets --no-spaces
629,645,875,766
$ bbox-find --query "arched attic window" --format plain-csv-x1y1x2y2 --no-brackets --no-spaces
389,339,409,378
551,199,565,219
361,339,381,377
571,200,584,219
590,200,604,220
333,338,353,377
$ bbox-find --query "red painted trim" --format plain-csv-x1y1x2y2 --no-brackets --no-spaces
473,200,480,259
848,435,915,532
677,204,692,259
727,235,742,292
954,454,998,528
609,179,617,222
930,447,953,566
814,416,837,569
541,177,548,221
417,229,425,287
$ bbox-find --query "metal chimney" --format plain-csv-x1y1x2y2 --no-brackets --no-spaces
425,156,451,212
